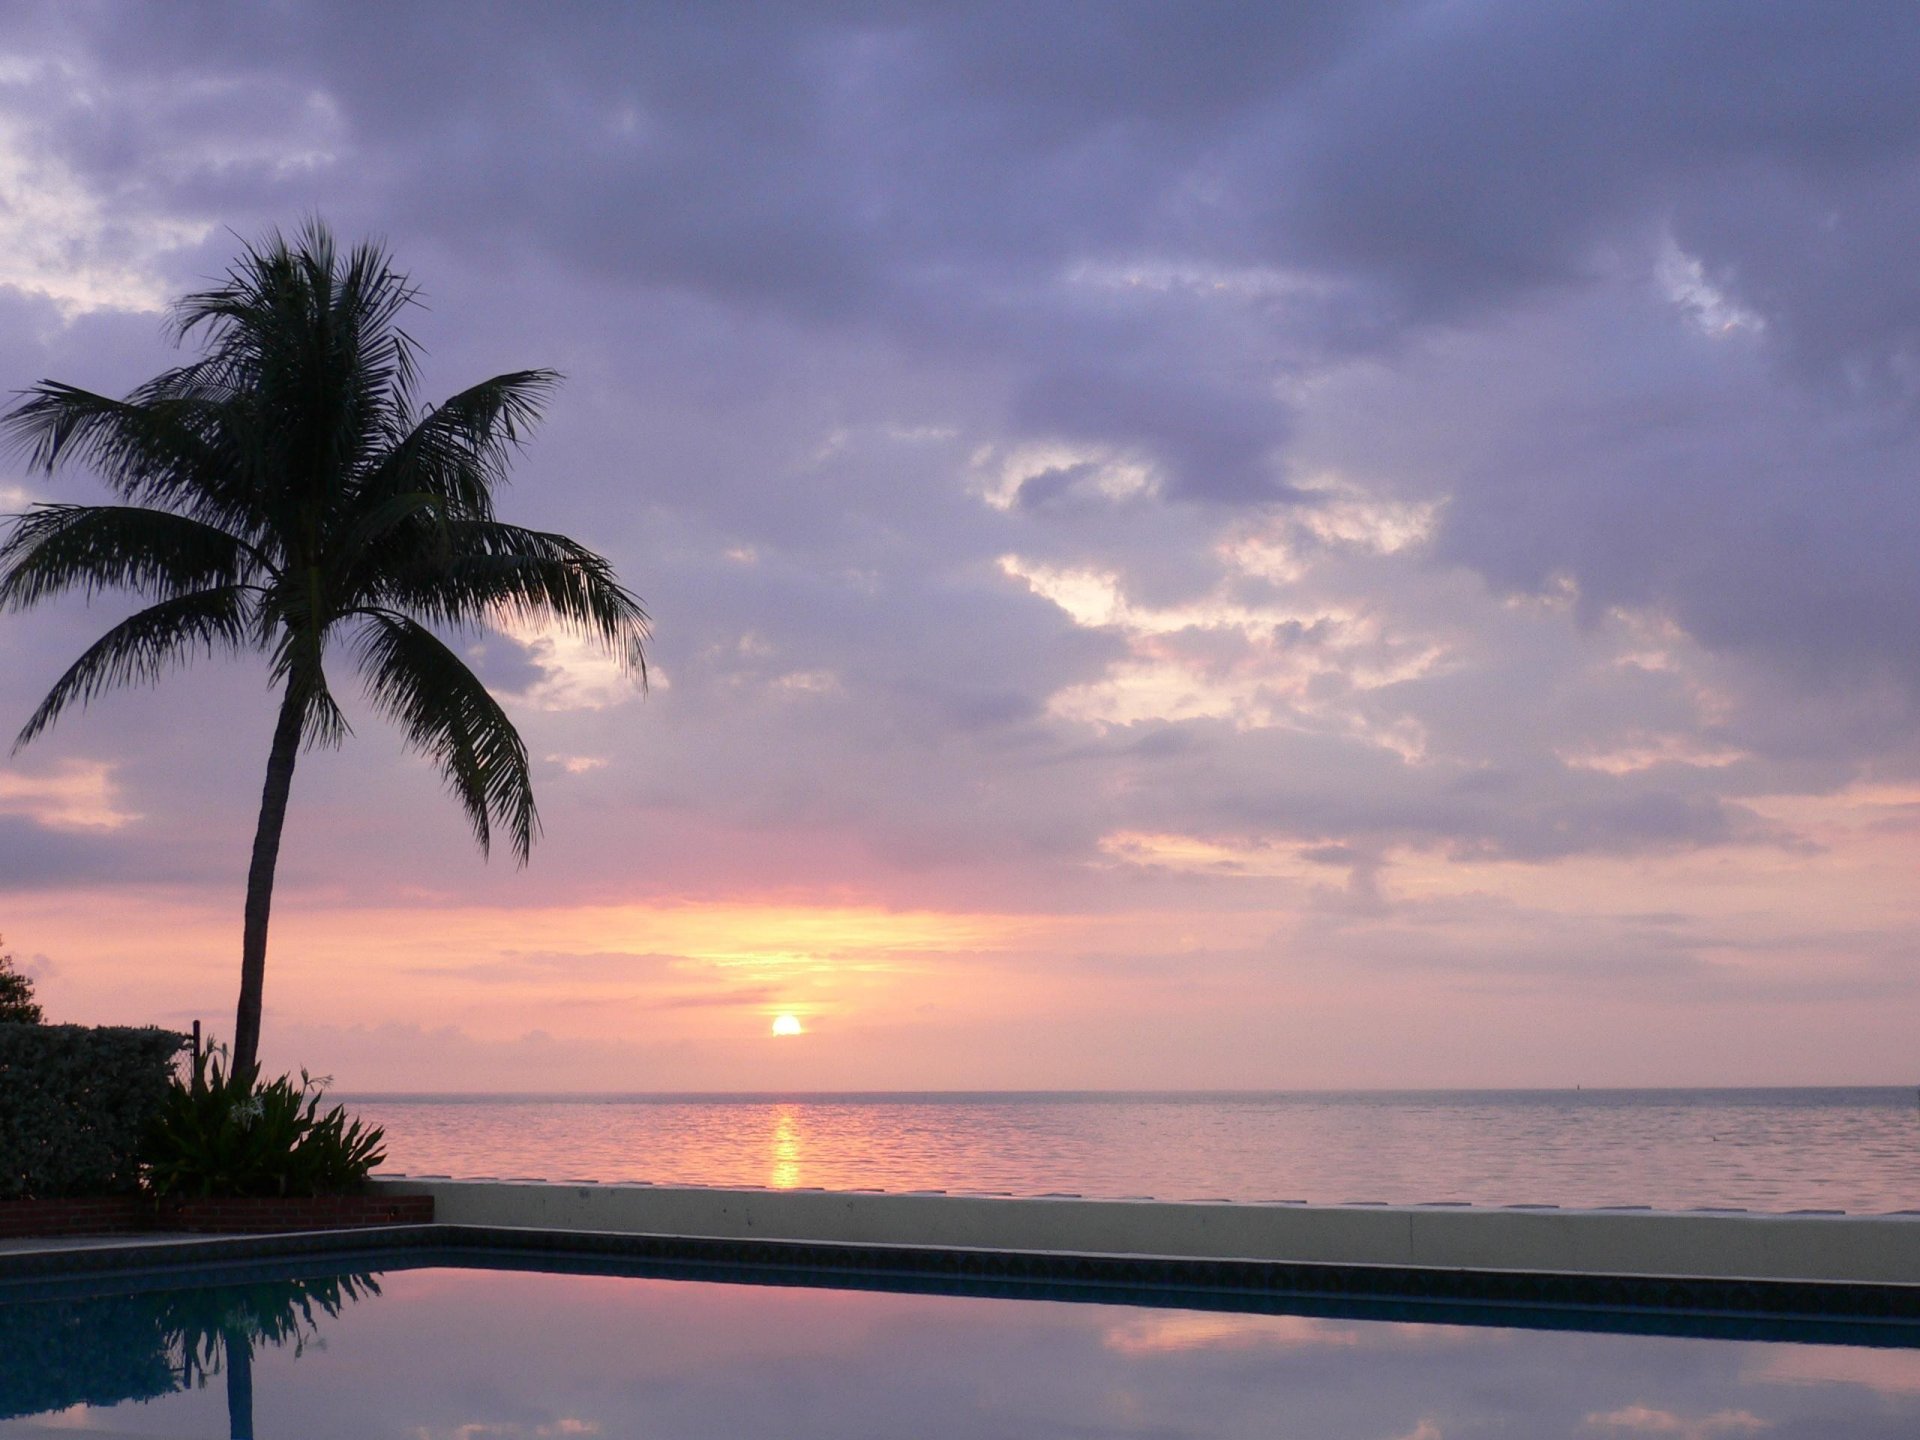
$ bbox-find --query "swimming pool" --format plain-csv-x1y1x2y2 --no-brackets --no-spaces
4,1241,1918,1438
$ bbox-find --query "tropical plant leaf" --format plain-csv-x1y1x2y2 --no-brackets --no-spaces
377,519,650,680
0,503,262,609
14,587,253,749
1,384,260,535
350,609,540,862
358,370,561,519
141,1040,387,1198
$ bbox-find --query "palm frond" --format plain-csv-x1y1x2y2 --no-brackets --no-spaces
413,369,558,457
358,370,560,519
299,679,350,750
334,232,423,406
14,586,252,749
350,610,539,863
173,222,416,396
0,503,264,609
171,222,425,532
258,610,350,750
324,491,450,595
377,519,649,683
1,383,259,536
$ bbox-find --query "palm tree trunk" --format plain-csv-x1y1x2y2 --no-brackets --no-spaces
232,687,304,1078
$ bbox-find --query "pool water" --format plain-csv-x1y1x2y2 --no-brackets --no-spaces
3,1258,1919,1438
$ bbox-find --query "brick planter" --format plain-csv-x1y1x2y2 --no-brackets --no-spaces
0,1194,153,1240
3,1192,433,1239
157,1193,434,1233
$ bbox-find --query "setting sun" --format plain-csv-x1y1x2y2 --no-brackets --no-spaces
771,1013,804,1037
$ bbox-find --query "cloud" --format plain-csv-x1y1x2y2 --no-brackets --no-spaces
0,758,140,828
1583,1406,1768,1439
399,947,783,1013
6,3,1920,1084
487,617,644,713
0,81,207,315
1104,1312,1365,1355
409,1419,600,1440
0,813,154,890
1747,1346,1920,1397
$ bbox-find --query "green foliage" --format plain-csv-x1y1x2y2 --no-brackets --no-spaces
0,1023,186,1199
0,938,42,1023
141,1043,386,1198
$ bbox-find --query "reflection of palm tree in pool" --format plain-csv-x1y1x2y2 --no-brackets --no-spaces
157,1273,381,1440
0,1269,379,1435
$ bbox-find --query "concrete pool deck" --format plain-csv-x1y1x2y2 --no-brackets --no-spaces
5,1195,1920,1335
366,1176,1920,1289
0,1231,217,1255
6,1181,1918,1330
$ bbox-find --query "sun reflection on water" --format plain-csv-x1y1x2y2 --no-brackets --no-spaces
769,1105,804,1189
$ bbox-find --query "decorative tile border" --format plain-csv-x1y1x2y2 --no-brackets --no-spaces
3,1223,1920,1346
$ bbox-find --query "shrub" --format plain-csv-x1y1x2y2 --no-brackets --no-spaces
0,939,42,1024
0,1024,186,1199
141,1044,386,1199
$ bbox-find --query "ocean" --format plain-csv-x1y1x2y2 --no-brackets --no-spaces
343,1087,1920,1212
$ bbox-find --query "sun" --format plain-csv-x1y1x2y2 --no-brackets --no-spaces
770,1013,804,1037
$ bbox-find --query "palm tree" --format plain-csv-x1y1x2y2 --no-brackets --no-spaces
0,222,648,1077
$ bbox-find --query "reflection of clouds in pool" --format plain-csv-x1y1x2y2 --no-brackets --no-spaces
1746,1345,1920,1396
1103,1312,1364,1354
11,1265,1920,1440
1584,1405,1769,1436
1102,1311,1485,1355
412,1421,602,1439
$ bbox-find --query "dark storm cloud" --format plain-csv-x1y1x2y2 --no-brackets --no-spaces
30,4,1920,475
13,1,1409,502
30,3,1916,514
1251,0,1920,699
1270,3,1920,324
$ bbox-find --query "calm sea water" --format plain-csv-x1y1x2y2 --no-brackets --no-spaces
344,1088,1920,1213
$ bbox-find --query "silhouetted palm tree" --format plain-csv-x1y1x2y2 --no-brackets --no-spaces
0,222,648,1076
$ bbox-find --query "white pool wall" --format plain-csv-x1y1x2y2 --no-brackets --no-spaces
368,1177,1920,1285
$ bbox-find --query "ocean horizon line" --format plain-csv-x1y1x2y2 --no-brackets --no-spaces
334,1084,1920,1104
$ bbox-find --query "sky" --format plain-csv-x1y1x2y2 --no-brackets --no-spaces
2,2,1919,1091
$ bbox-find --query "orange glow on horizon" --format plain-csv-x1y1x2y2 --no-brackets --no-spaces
12,790,1920,1090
